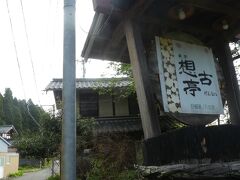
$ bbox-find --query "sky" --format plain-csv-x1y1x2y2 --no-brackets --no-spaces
0,0,115,110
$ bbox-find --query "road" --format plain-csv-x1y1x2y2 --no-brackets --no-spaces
10,168,51,180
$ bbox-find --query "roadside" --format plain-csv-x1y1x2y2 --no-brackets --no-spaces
8,168,51,180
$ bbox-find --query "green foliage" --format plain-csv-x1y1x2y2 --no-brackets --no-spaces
108,62,133,77
87,159,139,180
77,117,96,151
14,116,61,160
74,118,141,179
0,88,57,161
87,159,114,180
8,170,24,177
117,170,139,180
0,88,50,133
47,174,60,180
18,165,40,173
97,62,136,98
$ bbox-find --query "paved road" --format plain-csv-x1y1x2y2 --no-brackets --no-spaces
10,168,51,180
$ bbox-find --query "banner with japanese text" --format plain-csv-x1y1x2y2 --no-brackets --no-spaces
156,37,223,114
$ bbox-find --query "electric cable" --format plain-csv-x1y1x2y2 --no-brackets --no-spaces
27,102,40,128
19,0,41,105
5,0,26,99
6,0,40,128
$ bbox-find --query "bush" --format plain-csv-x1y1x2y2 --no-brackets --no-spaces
94,135,136,170
76,118,140,179
8,170,24,177
47,174,60,180
117,170,139,180
87,159,139,180
18,165,40,173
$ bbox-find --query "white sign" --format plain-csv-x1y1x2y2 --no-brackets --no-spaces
156,37,223,114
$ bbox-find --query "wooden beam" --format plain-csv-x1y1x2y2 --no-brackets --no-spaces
215,39,240,125
227,25,240,41
136,161,240,178
103,0,155,56
82,13,105,60
124,19,161,139
179,0,240,19
141,16,215,37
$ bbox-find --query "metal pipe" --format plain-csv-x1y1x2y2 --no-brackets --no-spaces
62,0,76,179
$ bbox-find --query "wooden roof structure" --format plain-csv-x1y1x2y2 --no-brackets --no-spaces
82,0,240,141
82,0,240,63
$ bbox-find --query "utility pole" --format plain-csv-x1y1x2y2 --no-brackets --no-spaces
62,0,76,179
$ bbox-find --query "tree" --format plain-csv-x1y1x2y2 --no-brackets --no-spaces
14,115,61,161
3,88,14,125
0,93,4,124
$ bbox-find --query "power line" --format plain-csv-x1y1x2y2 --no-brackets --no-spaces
5,0,26,99
27,102,40,128
6,0,40,128
19,0,41,105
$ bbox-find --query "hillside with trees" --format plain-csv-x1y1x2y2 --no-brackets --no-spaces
0,88,61,161
0,88,50,134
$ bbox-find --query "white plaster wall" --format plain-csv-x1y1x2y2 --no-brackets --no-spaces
99,95,113,117
115,98,129,116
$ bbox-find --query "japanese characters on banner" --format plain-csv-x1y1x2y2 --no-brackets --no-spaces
155,37,223,114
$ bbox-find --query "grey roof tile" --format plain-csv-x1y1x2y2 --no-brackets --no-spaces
95,117,142,134
0,125,18,134
46,78,131,91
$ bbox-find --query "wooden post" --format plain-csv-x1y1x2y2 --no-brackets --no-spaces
124,19,161,139
216,40,240,125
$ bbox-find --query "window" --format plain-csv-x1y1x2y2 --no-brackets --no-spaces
79,91,98,117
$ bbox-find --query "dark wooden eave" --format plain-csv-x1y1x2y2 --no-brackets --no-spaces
81,0,240,63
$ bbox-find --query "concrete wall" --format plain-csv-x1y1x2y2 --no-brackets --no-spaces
0,152,19,177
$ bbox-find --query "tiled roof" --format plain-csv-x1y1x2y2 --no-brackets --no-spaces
94,116,184,134
45,78,131,91
0,125,18,134
95,117,142,134
0,136,11,146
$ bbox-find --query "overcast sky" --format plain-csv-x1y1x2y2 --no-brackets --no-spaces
0,0,115,109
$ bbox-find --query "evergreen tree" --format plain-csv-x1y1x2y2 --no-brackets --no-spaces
0,94,4,124
0,88,50,134
3,88,14,125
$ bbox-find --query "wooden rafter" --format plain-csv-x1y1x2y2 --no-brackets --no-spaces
103,0,155,56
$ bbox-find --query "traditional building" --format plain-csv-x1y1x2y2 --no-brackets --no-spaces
79,0,240,176
46,78,142,134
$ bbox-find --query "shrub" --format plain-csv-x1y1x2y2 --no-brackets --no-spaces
94,135,136,170
8,170,24,177
47,174,60,180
